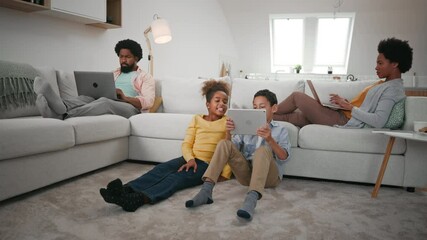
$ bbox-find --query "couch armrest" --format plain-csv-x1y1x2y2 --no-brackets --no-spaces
402,96,427,131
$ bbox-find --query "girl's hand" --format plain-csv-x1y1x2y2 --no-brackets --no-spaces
226,118,235,132
178,159,198,173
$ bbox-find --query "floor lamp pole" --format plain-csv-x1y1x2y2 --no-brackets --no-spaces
144,26,154,77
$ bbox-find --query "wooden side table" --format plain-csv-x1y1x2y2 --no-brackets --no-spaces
371,130,427,198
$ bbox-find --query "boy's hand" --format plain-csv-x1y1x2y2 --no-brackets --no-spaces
257,123,272,141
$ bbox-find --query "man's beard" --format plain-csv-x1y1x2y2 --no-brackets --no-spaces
121,64,135,73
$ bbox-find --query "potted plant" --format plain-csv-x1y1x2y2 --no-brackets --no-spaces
294,64,302,74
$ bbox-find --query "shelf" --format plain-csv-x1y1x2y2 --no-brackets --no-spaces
1,0,121,29
405,88,427,97
87,0,121,29
0,0,51,12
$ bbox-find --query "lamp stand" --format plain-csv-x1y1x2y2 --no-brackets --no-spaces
144,26,154,77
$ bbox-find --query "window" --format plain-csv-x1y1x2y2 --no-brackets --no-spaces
270,13,355,74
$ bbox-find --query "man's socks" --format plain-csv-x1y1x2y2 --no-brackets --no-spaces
33,76,66,115
185,181,214,208
35,95,63,119
236,190,259,221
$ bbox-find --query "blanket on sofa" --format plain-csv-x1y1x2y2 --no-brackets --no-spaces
0,60,38,111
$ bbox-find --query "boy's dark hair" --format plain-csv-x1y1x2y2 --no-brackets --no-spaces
201,79,231,102
377,37,413,73
254,89,277,106
114,39,143,61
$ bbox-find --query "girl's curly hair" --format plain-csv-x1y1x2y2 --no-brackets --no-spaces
201,79,231,102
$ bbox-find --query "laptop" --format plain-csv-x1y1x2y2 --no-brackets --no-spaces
227,109,267,135
74,71,118,100
306,80,345,110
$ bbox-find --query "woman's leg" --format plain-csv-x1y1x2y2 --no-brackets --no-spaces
273,92,347,127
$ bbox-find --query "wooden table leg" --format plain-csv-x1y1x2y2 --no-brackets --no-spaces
372,136,396,198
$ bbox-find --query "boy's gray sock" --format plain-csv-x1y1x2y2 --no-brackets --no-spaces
35,95,63,119
33,77,66,115
236,190,259,221
185,181,214,208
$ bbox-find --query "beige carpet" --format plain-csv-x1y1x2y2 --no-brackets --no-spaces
1,161,426,240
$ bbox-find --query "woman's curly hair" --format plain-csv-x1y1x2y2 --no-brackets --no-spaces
378,38,413,73
201,79,231,102
114,39,143,61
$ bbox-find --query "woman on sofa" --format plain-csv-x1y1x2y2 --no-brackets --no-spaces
273,37,413,128
100,79,232,212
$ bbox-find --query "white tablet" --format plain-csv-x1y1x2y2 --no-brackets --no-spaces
227,109,267,135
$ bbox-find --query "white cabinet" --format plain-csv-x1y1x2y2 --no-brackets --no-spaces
45,0,106,24
1,0,121,29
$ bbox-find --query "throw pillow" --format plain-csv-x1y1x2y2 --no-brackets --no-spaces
0,60,39,119
149,97,163,113
383,98,405,129
363,98,405,129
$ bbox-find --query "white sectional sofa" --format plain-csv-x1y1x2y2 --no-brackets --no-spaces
1,63,427,202
130,77,427,189
0,64,129,201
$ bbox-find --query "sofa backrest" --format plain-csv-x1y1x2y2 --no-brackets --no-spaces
159,76,231,114
230,78,305,109
56,70,78,99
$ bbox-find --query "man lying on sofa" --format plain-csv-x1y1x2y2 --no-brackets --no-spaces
34,39,154,119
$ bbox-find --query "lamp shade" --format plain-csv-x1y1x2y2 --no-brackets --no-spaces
151,18,172,44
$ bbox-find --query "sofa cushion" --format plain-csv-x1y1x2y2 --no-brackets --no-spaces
298,124,406,154
130,113,193,140
64,115,130,145
276,121,299,147
0,117,75,160
56,70,78,99
230,78,304,109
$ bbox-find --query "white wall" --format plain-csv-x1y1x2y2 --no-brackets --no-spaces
0,0,237,79
0,0,426,80
218,0,427,78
